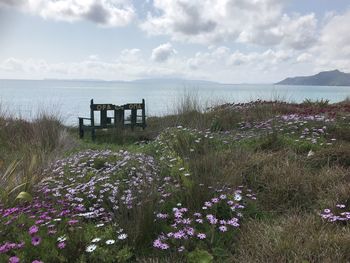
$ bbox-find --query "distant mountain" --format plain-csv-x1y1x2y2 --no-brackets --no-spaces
276,70,350,86
131,78,219,85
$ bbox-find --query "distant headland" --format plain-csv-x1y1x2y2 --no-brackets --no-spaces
276,70,350,86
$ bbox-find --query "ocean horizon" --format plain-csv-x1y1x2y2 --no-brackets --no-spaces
1,79,350,125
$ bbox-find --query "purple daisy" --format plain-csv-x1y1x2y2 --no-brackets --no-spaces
58,242,66,249
31,236,42,246
9,256,20,263
29,225,39,235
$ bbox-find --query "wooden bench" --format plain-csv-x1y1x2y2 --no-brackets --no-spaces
79,99,146,141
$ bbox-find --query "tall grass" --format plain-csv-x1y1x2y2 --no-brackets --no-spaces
234,214,350,262
0,111,76,204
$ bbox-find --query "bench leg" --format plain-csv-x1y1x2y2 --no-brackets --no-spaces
79,127,84,138
79,118,84,138
91,129,96,141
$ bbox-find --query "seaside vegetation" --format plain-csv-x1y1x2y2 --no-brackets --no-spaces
1,97,350,262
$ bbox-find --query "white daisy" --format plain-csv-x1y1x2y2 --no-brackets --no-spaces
234,193,242,201
86,244,97,253
117,233,128,240
105,239,115,245
91,238,101,243
57,235,67,242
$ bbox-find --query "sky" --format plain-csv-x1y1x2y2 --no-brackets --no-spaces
0,0,350,83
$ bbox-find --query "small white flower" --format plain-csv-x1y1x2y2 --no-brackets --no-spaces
118,233,128,240
57,235,67,242
234,193,242,201
96,223,105,228
105,239,115,245
86,244,97,253
92,238,101,243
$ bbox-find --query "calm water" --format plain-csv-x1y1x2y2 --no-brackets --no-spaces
1,79,350,125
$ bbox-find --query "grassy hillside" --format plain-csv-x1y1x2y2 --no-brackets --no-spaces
1,98,350,262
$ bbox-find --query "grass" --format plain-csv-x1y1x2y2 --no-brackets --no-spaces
234,213,350,262
0,112,76,204
1,97,350,262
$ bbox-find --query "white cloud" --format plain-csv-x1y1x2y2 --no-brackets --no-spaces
151,43,177,62
141,0,317,50
0,0,135,26
280,14,317,50
88,54,99,60
119,48,141,63
296,53,312,63
185,46,293,71
0,57,25,71
300,9,350,73
0,47,309,83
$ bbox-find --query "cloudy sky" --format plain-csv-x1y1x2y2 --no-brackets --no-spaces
0,0,349,83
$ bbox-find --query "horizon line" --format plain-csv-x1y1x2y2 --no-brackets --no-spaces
0,77,273,85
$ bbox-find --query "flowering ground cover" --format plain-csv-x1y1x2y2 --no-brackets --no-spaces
1,149,169,262
1,100,350,262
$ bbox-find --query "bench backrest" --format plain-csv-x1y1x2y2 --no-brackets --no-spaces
89,99,146,128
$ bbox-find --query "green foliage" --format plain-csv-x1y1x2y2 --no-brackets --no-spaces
303,98,330,107
15,191,33,202
187,249,213,263
116,247,133,262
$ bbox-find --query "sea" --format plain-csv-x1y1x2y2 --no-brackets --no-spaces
1,79,350,126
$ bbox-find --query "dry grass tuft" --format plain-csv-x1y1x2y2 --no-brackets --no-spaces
243,151,348,212
234,214,350,263
0,112,76,202
308,143,350,168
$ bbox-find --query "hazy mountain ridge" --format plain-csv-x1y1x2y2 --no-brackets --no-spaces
131,78,220,85
276,70,350,86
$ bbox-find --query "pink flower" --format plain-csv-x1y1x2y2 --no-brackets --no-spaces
219,225,228,232
204,202,212,207
16,241,25,249
174,211,183,218
32,260,43,263
58,242,66,249
68,219,79,225
153,239,169,250
211,198,219,203
48,230,57,235
220,194,227,200
197,233,206,239
195,218,203,224
9,256,20,263
31,236,42,246
156,213,168,219
29,225,39,235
